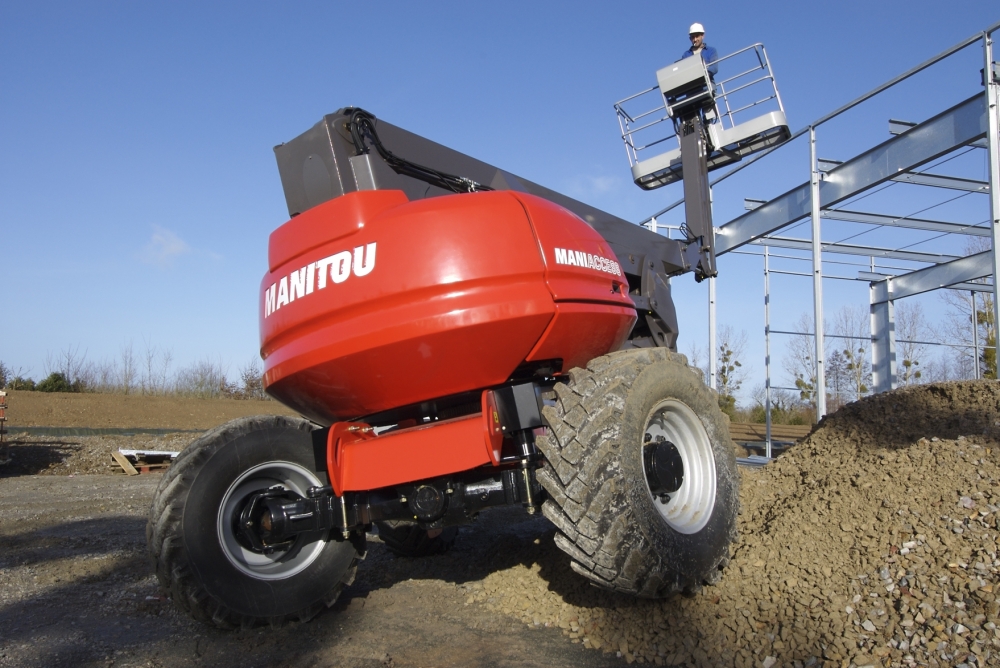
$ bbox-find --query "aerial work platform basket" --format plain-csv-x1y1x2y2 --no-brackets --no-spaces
615,43,790,190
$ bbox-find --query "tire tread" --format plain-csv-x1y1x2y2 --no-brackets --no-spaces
146,415,359,629
535,348,735,598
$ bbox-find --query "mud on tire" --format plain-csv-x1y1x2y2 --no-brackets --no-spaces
535,348,738,597
146,415,363,629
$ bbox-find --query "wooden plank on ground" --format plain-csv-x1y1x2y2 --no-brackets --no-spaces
111,451,140,476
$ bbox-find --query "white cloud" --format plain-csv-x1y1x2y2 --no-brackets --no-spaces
141,225,191,268
562,174,623,200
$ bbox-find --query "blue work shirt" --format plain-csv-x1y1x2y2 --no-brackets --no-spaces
681,44,718,78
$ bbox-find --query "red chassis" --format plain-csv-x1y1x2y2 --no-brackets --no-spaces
259,189,636,493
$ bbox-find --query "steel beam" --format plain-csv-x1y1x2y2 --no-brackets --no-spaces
821,209,990,236
890,172,990,192
869,251,992,303
752,236,960,263
891,119,989,148
717,94,988,254
817,158,989,192
949,281,996,293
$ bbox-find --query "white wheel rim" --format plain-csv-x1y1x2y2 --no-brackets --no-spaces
641,399,716,534
217,461,327,580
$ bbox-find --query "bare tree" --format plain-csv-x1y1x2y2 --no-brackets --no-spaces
895,301,929,385
716,325,749,416
175,357,234,398
44,345,90,390
120,341,137,395
748,384,804,424
825,350,851,411
938,237,996,379
0,361,26,389
138,337,174,395
91,359,117,392
685,342,707,381
783,313,822,407
141,337,157,395
832,305,871,400
238,358,266,400
158,349,174,394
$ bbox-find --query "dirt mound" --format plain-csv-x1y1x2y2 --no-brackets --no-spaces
467,381,1000,666
807,380,1000,452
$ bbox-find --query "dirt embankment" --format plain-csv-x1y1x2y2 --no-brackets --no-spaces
3,381,1000,667
0,390,298,477
2,390,296,429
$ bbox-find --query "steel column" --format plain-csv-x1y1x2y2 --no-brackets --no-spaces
870,279,897,393
810,127,827,418
764,248,772,458
985,31,1000,360
972,291,981,379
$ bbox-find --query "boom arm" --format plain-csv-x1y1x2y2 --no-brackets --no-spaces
274,108,710,350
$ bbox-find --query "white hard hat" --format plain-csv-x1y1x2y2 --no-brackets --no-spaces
689,23,705,34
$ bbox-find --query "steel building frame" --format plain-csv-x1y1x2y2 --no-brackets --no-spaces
644,21,1000,454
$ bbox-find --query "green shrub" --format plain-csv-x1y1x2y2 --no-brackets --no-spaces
36,372,82,393
8,376,35,391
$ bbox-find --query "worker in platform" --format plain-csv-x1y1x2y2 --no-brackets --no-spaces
682,23,718,80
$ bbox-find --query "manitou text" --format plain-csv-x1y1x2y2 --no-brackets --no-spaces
263,243,376,318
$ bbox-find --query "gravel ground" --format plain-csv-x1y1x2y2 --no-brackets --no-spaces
2,380,1000,667
0,476,613,668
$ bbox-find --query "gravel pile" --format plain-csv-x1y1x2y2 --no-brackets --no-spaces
466,381,1000,667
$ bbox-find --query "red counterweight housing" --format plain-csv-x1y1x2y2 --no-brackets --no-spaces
259,189,636,490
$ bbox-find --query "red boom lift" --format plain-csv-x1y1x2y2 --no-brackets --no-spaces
148,45,788,626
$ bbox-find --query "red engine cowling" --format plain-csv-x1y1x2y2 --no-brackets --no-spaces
260,189,636,425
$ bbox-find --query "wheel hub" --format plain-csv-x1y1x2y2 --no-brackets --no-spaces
641,399,717,535
233,485,300,555
642,435,684,502
217,461,329,580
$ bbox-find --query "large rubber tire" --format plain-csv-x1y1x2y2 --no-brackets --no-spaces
147,415,362,629
375,521,459,557
535,348,738,597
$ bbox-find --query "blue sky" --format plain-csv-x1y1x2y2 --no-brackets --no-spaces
1,1,996,397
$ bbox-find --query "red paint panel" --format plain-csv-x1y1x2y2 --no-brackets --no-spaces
260,190,640,428
526,302,636,370
512,194,636,310
268,190,408,273
260,191,554,423
327,415,493,494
